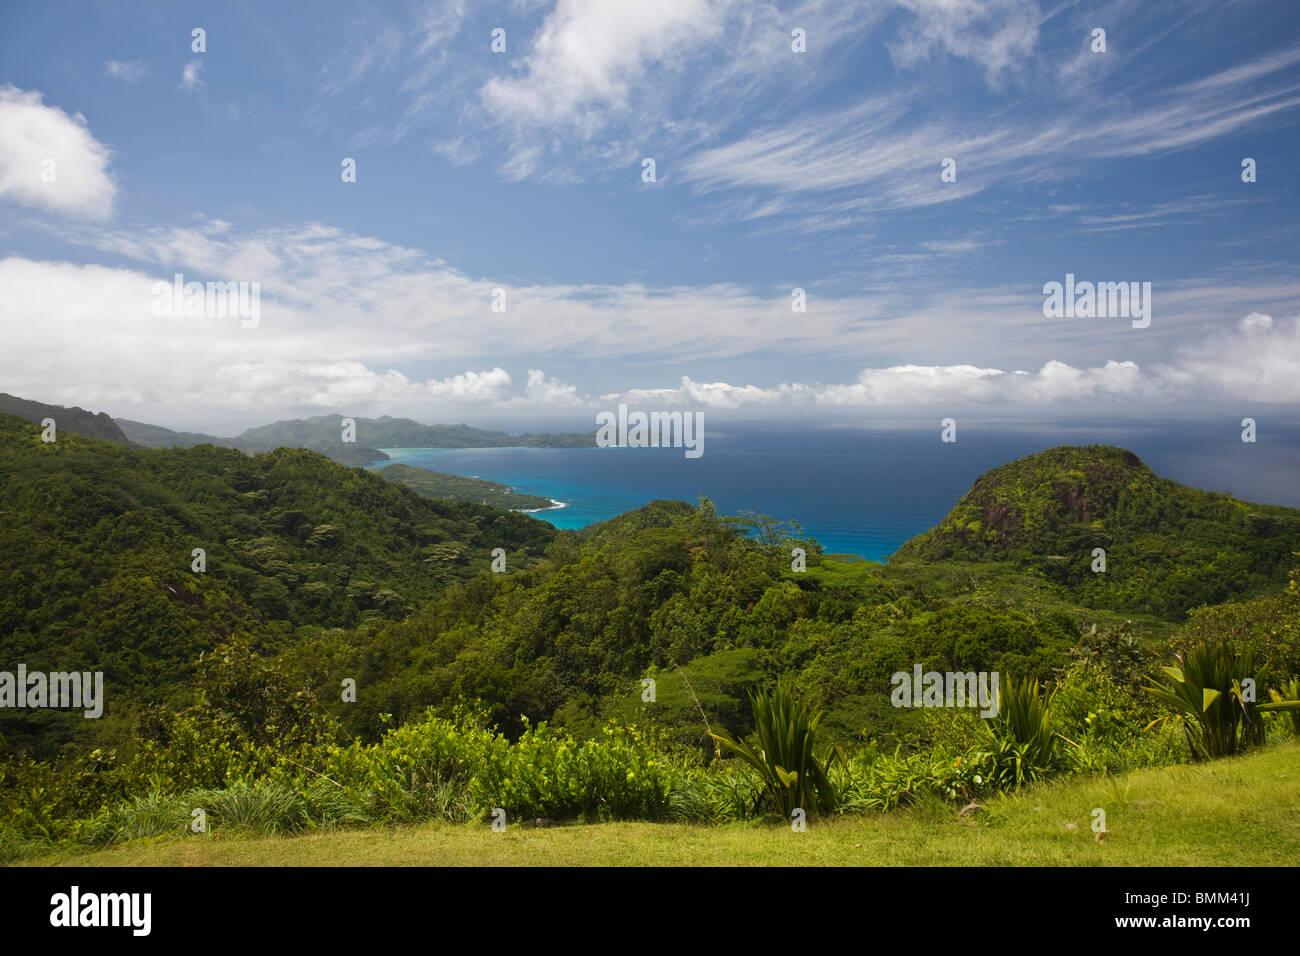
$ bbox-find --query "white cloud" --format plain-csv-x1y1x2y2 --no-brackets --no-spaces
512,369,585,406
601,361,1154,407
476,0,884,180
0,86,116,219
207,362,513,409
1155,312,1300,404
480,0,728,178
921,238,983,254
104,60,148,83
482,0,722,131
594,326,1300,408
888,0,1041,86
6,211,1300,415
180,60,204,92
679,41,1300,226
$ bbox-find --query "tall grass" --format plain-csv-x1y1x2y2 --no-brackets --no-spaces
64,780,372,851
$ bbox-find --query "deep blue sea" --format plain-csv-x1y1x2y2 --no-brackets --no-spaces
371,419,1300,561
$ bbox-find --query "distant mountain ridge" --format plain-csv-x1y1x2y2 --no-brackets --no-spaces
4,394,590,509
115,417,388,467
2,396,597,463
119,412,595,466
0,393,131,445
235,414,596,452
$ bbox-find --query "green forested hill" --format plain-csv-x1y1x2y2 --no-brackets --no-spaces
5,427,1299,860
115,417,263,449
376,462,556,511
0,412,556,755
277,448,1300,750
891,444,1300,617
274,496,1087,747
115,422,564,510
5,427,1298,764
0,394,131,445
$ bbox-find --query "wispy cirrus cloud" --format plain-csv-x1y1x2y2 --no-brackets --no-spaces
678,42,1300,229
887,0,1042,86
296,0,1300,222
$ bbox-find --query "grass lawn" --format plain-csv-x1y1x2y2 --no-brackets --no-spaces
18,741,1297,867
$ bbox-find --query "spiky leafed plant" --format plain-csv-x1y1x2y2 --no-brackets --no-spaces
709,678,846,817
1143,642,1264,760
984,677,1060,787
1258,679,1300,736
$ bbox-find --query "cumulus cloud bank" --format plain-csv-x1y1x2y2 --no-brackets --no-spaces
1,202,1296,419
597,343,1292,410
2,240,1294,415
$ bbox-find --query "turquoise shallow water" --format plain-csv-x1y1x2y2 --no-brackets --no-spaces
370,420,1300,561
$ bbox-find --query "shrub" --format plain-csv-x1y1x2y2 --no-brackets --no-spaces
1144,642,1264,760
983,677,1060,788
1052,657,1155,747
325,706,496,822
327,706,679,823
73,791,191,847
842,746,991,811
667,761,764,823
1259,679,1300,736
709,677,847,817
472,720,677,822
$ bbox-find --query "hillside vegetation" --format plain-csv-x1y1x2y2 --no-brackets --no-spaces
0,393,130,445
3,422,1298,863
0,412,554,756
893,444,1300,617
18,741,1297,867
116,417,389,467
375,462,556,511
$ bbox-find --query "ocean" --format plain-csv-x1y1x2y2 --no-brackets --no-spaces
371,419,1300,561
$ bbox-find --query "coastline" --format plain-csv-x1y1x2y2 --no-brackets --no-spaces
516,497,568,514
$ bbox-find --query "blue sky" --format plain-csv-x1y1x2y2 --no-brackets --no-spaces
1,0,1299,432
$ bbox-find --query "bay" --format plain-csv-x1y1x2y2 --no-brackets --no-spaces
371,419,1300,561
